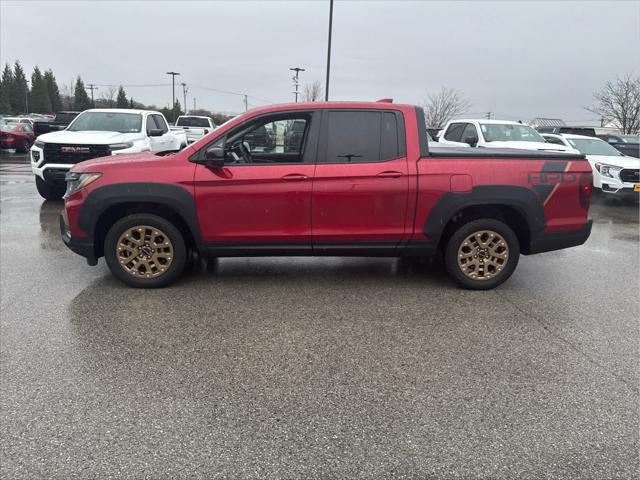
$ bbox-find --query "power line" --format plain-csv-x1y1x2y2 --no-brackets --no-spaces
189,84,274,104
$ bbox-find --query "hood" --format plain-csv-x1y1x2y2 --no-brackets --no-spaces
585,154,640,169
71,151,161,172
485,141,577,153
38,130,145,144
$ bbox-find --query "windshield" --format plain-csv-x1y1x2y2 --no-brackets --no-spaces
480,123,545,143
0,123,19,132
55,112,78,124
619,134,639,143
176,117,210,128
68,112,142,133
566,137,623,156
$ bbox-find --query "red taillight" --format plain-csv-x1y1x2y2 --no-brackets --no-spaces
579,172,592,210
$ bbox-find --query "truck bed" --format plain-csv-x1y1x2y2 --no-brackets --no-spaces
427,145,586,160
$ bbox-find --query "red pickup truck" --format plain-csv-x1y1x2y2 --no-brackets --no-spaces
60,101,593,289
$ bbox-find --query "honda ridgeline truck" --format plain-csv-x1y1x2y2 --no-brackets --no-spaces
60,101,593,289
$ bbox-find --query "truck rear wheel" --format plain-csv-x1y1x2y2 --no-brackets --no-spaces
444,218,519,290
104,214,187,288
35,176,65,200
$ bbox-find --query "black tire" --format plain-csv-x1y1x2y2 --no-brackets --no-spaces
444,218,520,290
104,213,187,288
35,176,65,200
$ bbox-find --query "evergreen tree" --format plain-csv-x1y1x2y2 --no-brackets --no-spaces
29,66,52,113
116,86,128,108
73,76,92,111
43,69,63,112
0,63,13,113
10,61,28,114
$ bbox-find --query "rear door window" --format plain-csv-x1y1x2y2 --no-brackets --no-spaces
461,123,478,142
146,115,158,134
444,123,465,142
323,110,402,163
153,115,169,134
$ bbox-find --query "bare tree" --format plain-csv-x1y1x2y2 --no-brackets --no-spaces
99,86,117,108
302,81,323,102
422,87,471,128
585,73,640,134
60,79,75,110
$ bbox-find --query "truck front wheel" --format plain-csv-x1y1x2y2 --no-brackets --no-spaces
444,218,520,290
35,176,65,200
104,213,187,288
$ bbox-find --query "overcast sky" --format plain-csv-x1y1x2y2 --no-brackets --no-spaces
1,0,638,123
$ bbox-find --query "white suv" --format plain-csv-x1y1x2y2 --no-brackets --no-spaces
438,119,577,153
542,133,640,194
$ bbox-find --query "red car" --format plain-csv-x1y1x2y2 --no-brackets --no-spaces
1,122,36,152
60,101,593,289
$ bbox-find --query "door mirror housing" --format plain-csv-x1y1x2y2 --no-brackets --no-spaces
204,146,225,168
464,136,478,147
148,129,164,137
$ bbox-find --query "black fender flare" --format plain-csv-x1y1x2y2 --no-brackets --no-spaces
423,185,546,247
77,182,203,250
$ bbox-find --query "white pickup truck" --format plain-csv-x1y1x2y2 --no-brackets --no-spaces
437,119,578,153
171,115,216,144
30,109,188,199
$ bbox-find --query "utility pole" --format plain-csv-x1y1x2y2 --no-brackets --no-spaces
193,98,196,113
243,94,248,112
87,84,98,107
325,0,334,101
181,82,188,115
290,67,305,102
166,71,180,122
486,111,492,120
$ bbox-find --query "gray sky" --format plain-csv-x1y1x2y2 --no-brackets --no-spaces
1,0,639,123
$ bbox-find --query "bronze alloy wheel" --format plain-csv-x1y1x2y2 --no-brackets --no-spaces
457,229,509,281
116,225,174,278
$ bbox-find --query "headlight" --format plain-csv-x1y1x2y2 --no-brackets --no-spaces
64,172,102,196
34,140,45,148
109,142,134,151
595,163,622,178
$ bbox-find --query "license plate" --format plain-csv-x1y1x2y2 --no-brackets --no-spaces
634,184,640,192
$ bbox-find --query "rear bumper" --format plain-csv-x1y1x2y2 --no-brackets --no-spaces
527,220,592,254
60,214,97,265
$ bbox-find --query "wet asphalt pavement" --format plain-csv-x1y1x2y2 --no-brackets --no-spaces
1,151,638,479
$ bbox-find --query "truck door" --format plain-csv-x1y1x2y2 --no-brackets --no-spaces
312,110,410,251
193,111,319,250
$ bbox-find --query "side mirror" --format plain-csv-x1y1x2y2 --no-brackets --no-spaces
148,129,164,137
204,146,225,168
464,136,478,147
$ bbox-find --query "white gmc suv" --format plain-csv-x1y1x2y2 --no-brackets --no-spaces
31,109,188,199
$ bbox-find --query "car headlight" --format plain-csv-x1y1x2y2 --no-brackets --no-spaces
595,163,622,178
109,142,134,151
64,172,102,196
34,140,45,148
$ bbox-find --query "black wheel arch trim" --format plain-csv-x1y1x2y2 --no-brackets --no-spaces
77,182,203,252
422,185,546,251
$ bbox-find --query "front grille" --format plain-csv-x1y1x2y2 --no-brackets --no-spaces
619,169,639,183
42,143,111,165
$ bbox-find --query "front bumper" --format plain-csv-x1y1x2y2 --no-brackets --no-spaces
60,214,97,265
528,220,593,254
593,169,638,193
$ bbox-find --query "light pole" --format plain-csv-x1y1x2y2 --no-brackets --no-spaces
325,0,334,101
290,67,305,102
166,71,180,122
181,82,188,115
87,84,98,107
